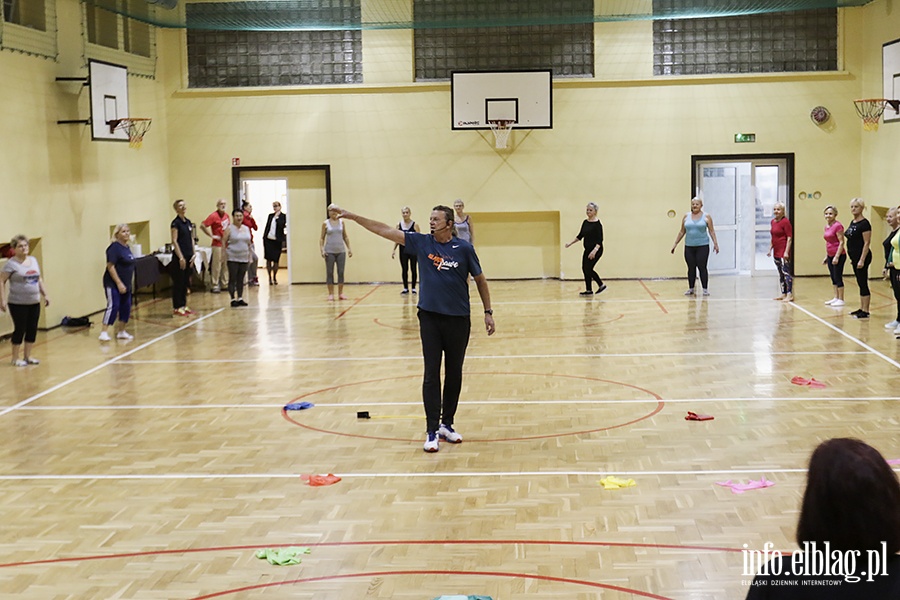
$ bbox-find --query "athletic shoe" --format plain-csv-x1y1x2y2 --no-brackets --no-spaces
850,309,863,316
401,289,409,295
230,300,240,307
830,299,845,307
702,289,710,296
11,359,27,367
116,331,134,340
579,291,593,296
853,311,870,319
423,432,439,453
438,423,463,444
25,357,40,365
824,298,837,305
211,286,221,293
596,284,608,295
894,325,900,335
98,331,112,342
885,320,900,329
411,289,417,294
237,299,248,306
684,289,695,296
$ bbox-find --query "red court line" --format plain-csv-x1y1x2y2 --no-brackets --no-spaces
334,284,381,320
638,280,668,314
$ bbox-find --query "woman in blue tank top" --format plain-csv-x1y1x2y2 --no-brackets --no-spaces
671,197,720,296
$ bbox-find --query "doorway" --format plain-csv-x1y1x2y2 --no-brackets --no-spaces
232,165,331,284
692,154,794,276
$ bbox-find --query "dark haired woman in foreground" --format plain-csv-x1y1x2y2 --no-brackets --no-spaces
746,438,900,598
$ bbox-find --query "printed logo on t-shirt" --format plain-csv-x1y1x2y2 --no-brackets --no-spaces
24,270,40,285
428,253,459,271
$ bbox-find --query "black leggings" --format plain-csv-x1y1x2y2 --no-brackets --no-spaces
170,259,191,309
418,309,470,434
684,245,710,290
9,303,40,345
850,251,872,297
581,248,603,292
227,261,248,299
827,254,846,287
891,267,900,321
399,252,417,290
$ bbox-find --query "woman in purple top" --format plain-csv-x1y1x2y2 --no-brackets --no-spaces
822,205,847,307
99,224,136,342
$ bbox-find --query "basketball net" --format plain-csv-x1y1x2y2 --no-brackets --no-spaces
489,120,515,149
109,118,152,149
853,99,887,131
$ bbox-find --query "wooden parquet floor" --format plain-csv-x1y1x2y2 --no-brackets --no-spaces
1,276,898,599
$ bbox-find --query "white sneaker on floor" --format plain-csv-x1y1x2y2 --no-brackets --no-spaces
98,331,111,342
885,320,900,329
684,289,694,296
824,298,836,305
438,423,463,443
423,432,439,453
12,359,27,367
830,299,845,307
116,331,134,340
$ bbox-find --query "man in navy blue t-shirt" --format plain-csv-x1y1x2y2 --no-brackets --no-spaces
333,204,495,453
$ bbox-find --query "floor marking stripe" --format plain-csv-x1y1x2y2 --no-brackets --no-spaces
789,302,900,370
0,309,226,418
16,395,900,411
114,350,867,364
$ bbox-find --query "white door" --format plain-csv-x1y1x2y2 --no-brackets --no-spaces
696,159,788,276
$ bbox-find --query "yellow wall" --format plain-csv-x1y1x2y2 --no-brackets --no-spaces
4,1,899,333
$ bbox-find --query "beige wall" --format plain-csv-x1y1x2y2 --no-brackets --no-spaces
3,0,899,333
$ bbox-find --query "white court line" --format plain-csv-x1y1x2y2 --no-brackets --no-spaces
0,309,226,418
790,302,900,370
116,350,867,365
0,468,812,482
17,396,900,411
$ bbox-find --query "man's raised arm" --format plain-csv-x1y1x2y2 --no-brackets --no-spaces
332,205,405,245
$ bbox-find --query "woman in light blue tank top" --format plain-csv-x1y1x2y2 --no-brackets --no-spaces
671,197,720,296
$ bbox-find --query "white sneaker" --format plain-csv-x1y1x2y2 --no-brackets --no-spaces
98,331,111,342
116,331,134,340
438,423,463,443
824,298,837,305
423,432,439,453
684,289,695,296
885,321,900,329
702,289,710,296
830,299,845,307
895,325,900,336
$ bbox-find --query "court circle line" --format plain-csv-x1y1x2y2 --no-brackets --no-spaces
282,372,664,442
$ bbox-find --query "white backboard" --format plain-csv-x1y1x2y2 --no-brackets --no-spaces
89,60,130,141
451,70,552,130
884,38,900,123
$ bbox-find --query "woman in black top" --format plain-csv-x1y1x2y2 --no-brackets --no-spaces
565,202,606,296
845,198,872,318
882,206,900,331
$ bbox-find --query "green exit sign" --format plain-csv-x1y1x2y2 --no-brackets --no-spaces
734,133,756,143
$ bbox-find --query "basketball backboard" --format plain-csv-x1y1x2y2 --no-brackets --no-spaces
884,38,900,123
89,59,130,141
451,70,552,130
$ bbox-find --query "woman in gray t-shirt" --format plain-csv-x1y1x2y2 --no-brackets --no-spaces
223,209,252,307
1,234,51,367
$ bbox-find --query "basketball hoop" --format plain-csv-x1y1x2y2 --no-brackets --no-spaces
108,117,152,148
488,120,515,149
852,99,899,131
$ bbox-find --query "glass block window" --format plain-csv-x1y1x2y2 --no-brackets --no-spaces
653,7,837,76
414,0,594,81
186,1,363,88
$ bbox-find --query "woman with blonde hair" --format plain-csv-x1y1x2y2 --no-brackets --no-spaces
767,202,793,302
99,224,136,341
565,202,606,296
391,206,420,294
671,197,719,296
845,197,872,318
822,205,846,307
0,235,50,366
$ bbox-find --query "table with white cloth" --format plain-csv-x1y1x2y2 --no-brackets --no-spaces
155,247,212,284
